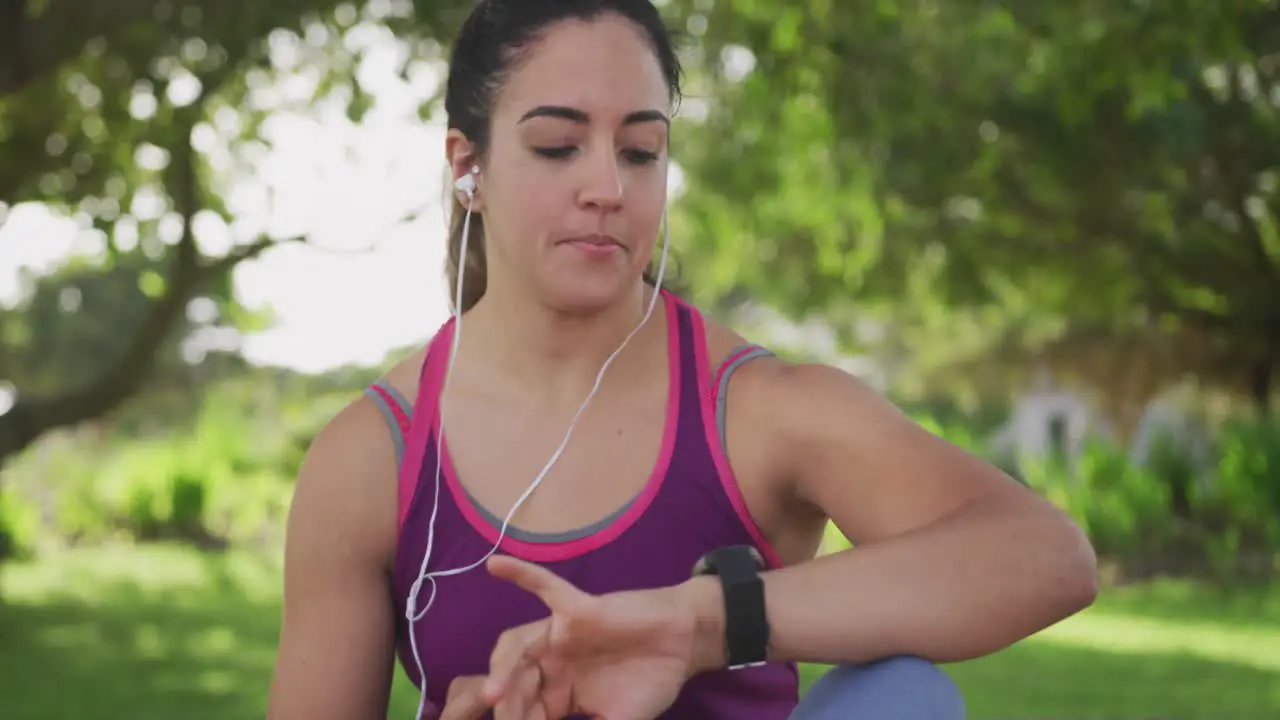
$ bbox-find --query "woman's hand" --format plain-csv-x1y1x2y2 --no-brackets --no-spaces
480,555,706,720
440,665,548,720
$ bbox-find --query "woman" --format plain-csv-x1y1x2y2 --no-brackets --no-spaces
266,1,1099,718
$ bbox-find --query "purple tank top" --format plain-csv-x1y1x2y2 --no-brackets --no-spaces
391,291,799,718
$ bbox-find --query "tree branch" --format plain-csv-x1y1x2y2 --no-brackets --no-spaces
0,0,353,97
0,112,294,466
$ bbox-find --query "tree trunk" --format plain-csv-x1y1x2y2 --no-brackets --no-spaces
0,240,277,471
1252,360,1273,418
0,118,282,471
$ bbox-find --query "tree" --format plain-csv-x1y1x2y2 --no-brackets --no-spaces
668,0,1280,417
0,0,473,467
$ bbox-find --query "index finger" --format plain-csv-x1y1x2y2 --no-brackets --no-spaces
486,555,588,611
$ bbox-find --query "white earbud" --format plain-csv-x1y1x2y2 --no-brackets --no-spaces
455,165,479,198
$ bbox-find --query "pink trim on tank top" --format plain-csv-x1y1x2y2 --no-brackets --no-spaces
370,384,411,433
713,344,757,400
687,304,786,570
397,323,455,532
433,290,682,563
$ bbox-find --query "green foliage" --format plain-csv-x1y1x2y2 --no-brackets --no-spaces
4,371,357,551
1023,418,1280,581
1202,417,1280,562
812,405,1278,580
0,486,39,561
668,0,1280,407
1027,443,1182,568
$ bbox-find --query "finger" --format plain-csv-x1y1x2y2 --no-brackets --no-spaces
487,555,588,610
493,661,542,720
536,655,573,719
439,675,490,720
483,621,548,703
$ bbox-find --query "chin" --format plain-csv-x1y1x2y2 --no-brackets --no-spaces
544,274,645,316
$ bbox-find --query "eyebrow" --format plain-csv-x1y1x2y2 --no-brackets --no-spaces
517,105,670,127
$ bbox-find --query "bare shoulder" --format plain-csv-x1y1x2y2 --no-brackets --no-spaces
730,355,1036,546
292,345,426,558
695,311,793,443
266,347,427,719
289,392,401,574
694,312,827,561
268,402,399,717
693,308,801,445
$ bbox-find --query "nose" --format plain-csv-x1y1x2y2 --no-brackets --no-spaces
577,144,623,212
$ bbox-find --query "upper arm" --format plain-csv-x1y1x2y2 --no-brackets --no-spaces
753,362,1040,546
267,398,401,720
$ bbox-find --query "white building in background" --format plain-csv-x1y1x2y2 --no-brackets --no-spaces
987,366,1209,473
987,367,1104,468
1129,397,1213,470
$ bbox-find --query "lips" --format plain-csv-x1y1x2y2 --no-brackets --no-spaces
560,233,625,259
560,234,623,248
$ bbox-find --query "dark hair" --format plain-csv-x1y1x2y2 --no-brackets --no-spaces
444,0,682,312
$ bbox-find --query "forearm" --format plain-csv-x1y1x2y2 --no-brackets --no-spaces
683,495,1098,671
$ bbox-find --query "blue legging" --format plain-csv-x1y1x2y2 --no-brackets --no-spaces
791,657,966,719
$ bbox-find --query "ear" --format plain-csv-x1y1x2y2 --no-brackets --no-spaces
446,129,483,207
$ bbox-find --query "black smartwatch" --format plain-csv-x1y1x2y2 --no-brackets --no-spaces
691,545,770,670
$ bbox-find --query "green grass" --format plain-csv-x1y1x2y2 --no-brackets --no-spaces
1,544,1277,719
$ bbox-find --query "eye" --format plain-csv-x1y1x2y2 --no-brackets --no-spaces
534,146,576,159
623,149,660,165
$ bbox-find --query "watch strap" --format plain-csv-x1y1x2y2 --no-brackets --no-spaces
695,545,770,669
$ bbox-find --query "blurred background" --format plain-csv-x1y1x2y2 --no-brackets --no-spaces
0,1,1277,718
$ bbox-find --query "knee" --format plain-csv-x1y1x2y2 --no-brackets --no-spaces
793,656,965,720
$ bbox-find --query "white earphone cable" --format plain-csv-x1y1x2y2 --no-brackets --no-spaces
407,166,672,719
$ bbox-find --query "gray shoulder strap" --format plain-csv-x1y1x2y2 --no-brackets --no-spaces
364,381,414,469
714,344,775,452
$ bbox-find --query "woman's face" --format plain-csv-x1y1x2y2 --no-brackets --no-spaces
451,14,671,314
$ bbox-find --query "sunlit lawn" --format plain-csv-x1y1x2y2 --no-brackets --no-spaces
1,544,1277,719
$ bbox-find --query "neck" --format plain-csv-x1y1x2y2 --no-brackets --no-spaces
459,281,665,397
